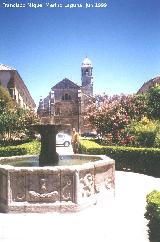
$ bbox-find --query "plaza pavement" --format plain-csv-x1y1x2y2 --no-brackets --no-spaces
0,146,160,242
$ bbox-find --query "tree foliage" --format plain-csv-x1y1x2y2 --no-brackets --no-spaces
86,93,148,145
147,85,160,119
0,85,39,140
127,117,160,147
0,85,14,113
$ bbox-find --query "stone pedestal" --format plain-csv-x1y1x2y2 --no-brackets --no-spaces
34,120,70,166
34,124,62,166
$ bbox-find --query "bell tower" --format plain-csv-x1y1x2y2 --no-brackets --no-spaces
81,57,93,96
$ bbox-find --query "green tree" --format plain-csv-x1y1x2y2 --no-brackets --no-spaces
147,85,160,119
127,117,160,147
0,84,14,113
16,108,40,139
0,85,40,140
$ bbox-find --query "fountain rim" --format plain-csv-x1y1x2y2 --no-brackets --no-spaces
0,154,115,170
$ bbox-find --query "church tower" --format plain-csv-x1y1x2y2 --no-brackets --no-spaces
81,57,93,96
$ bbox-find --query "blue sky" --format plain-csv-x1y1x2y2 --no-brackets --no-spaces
0,0,160,106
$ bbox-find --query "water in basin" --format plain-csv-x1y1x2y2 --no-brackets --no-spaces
0,155,100,167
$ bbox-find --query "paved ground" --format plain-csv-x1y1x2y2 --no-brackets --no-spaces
0,146,160,242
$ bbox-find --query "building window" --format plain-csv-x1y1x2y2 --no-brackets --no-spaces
62,93,71,101
55,107,60,115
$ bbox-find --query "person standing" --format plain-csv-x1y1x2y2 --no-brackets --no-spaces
71,128,79,154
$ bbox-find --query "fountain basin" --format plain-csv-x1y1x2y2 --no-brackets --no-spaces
0,154,115,213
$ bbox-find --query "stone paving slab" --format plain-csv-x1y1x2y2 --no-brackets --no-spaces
0,171,160,242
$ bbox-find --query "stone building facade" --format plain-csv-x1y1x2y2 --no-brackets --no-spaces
137,76,160,94
0,64,36,110
37,57,94,133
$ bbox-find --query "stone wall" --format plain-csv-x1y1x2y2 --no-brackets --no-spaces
0,68,36,110
0,71,12,88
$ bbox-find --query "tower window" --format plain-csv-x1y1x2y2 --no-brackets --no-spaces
62,93,71,101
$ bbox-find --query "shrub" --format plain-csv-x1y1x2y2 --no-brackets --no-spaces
0,140,40,157
19,140,41,155
79,139,160,177
155,131,160,148
145,190,160,242
0,146,26,157
0,138,32,147
127,118,160,148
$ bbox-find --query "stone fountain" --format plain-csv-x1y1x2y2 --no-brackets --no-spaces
0,119,115,213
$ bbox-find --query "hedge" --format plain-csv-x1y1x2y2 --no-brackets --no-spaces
0,140,40,157
79,139,160,177
145,190,160,242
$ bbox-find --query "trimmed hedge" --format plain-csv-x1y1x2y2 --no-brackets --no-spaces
0,141,40,157
145,190,160,242
79,139,160,177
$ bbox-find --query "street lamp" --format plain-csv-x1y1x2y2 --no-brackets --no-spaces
78,89,81,133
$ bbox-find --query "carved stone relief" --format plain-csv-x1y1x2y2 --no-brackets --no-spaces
105,177,113,190
80,173,94,198
0,173,7,204
26,172,60,203
94,166,114,193
0,173,3,201
10,172,26,202
28,178,59,202
61,174,73,202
